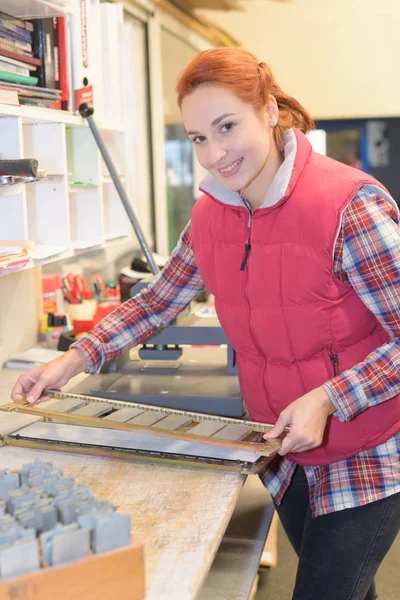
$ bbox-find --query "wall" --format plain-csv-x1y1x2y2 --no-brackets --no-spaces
0,269,39,366
199,0,400,120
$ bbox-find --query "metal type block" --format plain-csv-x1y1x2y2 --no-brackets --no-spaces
71,402,113,418
52,528,91,566
189,421,226,437
0,539,40,579
127,411,168,427
154,414,193,431
211,424,252,441
92,513,131,553
49,399,87,413
104,407,145,422
0,473,19,500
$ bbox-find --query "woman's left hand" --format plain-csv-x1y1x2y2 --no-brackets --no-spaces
263,387,336,455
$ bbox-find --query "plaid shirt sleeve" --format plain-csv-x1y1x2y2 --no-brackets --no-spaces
323,186,400,422
72,222,205,373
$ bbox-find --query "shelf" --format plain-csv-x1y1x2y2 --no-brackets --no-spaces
0,104,83,126
0,104,122,133
31,244,68,262
70,240,103,251
69,183,98,192
0,0,76,19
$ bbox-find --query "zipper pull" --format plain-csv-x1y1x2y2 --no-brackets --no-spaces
329,353,339,377
240,243,251,271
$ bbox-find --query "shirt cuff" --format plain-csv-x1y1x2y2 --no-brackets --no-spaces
323,370,367,422
70,336,105,375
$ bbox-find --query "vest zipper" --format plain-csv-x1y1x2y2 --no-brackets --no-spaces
240,244,251,271
329,352,339,377
240,197,271,408
240,197,252,271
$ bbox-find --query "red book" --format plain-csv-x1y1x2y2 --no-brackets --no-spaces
57,16,70,111
0,47,42,67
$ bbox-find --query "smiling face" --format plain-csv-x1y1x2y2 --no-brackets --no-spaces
181,84,281,205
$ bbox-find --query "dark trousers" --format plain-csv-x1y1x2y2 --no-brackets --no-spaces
273,466,400,600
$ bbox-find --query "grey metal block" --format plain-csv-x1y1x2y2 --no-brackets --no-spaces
71,402,113,418
7,488,36,514
103,407,145,422
211,425,252,441
92,513,131,553
0,539,40,579
49,399,87,413
37,505,58,532
0,473,20,501
127,411,168,427
52,528,91,566
57,501,77,525
189,421,226,437
15,510,38,532
39,523,79,565
155,414,193,431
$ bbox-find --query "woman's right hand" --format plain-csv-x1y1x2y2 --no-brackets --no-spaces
10,348,87,406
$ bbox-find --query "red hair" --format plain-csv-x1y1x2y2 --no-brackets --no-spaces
176,48,313,146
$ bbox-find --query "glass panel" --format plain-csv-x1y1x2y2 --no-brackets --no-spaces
161,29,197,252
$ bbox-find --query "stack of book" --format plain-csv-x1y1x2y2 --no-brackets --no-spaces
0,11,65,109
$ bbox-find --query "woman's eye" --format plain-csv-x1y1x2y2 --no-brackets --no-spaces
193,136,205,144
221,122,235,133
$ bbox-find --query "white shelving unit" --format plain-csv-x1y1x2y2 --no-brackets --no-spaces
0,108,131,269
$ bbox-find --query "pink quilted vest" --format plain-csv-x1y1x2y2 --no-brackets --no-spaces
191,128,400,466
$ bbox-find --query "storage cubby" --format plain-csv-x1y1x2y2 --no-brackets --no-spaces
0,193,27,240
0,117,23,160
23,123,68,176
69,187,104,250
25,178,70,260
102,181,130,241
66,127,100,186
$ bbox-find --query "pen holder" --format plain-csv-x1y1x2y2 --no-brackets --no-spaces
67,300,97,321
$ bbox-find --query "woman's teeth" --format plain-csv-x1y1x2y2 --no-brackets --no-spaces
220,158,243,173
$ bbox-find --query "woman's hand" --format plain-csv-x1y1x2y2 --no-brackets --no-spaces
263,386,336,455
10,348,87,406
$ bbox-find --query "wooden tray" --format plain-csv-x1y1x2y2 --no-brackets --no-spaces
0,542,145,600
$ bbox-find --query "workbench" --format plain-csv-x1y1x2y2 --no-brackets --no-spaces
0,369,274,600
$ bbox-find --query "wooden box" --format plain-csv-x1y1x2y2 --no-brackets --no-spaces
0,542,145,600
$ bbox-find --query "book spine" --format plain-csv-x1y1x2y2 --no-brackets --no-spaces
0,53,36,70
0,71,38,85
0,33,31,52
0,20,32,43
32,19,55,89
0,60,30,77
0,48,41,67
0,11,34,32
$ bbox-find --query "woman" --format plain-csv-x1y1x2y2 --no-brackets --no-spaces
11,49,400,599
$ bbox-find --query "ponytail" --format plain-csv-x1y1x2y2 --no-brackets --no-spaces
258,62,314,146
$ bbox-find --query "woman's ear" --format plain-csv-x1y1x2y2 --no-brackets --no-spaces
267,95,279,127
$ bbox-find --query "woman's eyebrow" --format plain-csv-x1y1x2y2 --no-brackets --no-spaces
186,113,237,136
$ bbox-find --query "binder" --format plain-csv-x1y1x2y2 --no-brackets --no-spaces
69,0,93,110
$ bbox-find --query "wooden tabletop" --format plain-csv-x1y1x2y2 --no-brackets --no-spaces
0,369,249,600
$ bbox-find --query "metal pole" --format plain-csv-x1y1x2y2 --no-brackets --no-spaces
79,103,159,276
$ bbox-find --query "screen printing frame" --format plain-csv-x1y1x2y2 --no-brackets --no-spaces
0,390,282,475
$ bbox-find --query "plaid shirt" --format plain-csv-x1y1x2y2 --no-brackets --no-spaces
74,185,400,517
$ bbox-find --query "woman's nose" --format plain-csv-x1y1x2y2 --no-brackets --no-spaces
207,143,227,167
